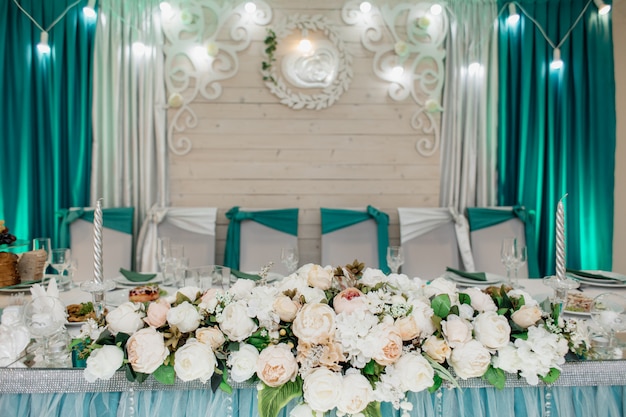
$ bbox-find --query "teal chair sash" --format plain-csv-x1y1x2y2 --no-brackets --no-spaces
223,207,299,270
57,207,135,249
466,206,539,278
320,205,390,274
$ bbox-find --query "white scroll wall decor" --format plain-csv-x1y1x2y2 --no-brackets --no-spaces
342,1,448,157
161,0,272,155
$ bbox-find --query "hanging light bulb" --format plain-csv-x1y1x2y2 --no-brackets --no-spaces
391,64,404,79
244,2,257,14
298,29,312,54
468,62,481,75
593,0,611,15
359,2,372,13
37,31,50,54
83,0,96,18
550,48,563,70
159,2,172,13
430,4,443,16
507,3,520,25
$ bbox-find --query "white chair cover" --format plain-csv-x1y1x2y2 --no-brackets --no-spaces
398,207,474,280
321,208,379,269
137,206,217,272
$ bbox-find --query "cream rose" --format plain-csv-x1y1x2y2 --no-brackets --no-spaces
126,327,169,374
176,286,202,302
371,323,403,366
511,305,543,328
196,326,226,350
393,352,435,392
106,302,145,335
422,335,451,364
289,403,324,417
462,287,497,312
306,265,333,290
256,343,298,387
84,345,124,382
167,301,202,333
229,279,256,300
441,314,473,348
174,339,216,382
303,367,343,412
273,295,300,322
227,343,259,382
333,288,368,314
473,311,511,350
449,340,491,379
337,372,374,414
218,300,258,341
292,303,336,344
199,288,221,312
395,315,420,341
144,298,170,328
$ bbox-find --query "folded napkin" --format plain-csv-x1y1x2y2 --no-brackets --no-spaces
230,269,261,281
446,267,487,282
119,268,157,283
566,268,626,283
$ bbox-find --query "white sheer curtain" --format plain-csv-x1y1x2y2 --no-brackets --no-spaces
440,0,499,212
91,0,167,244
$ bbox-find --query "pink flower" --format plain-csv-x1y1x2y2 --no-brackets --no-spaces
144,299,170,328
333,288,367,314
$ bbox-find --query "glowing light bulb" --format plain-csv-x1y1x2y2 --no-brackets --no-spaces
468,62,482,75
430,4,443,15
298,39,312,54
550,48,563,70
245,2,257,13
594,0,611,15
37,32,50,54
159,2,172,13
391,65,404,79
83,0,96,18
360,2,372,13
507,3,519,25
132,41,146,56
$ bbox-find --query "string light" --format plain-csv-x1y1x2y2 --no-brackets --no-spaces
391,64,404,79
550,48,563,70
430,4,443,16
159,2,172,13
298,29,312,54
244,2,257,14
593,0,611,15
507,3,520,25
359,2,372,13
37,31,50,54
83,0,96,18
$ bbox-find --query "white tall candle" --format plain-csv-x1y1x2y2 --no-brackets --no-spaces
93,198,103,283
555,194,567,281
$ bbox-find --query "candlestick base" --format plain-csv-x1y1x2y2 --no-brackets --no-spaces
80,280,116,322
543,275,579,314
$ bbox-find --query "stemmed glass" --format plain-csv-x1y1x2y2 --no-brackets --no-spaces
67,258,79,288
156,237,171,273
511,245,527,289
32,237,52,279
386,246,404,274
281,247,299,274
590,293,626,359
500,237,517,286
23,296,67,367
50,248,71,289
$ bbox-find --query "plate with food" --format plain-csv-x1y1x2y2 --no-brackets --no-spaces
66,301,107,325
107,284,172,307
563,292,593,316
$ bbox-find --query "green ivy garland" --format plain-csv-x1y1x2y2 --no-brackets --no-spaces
262,29,277,84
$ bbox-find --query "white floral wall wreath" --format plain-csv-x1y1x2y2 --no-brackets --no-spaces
261,14,353,110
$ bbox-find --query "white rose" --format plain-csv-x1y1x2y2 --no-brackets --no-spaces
227,343,259,382
290,403,324,417
218,300,258,341
359,267,387,287
0,305,23,326
449,340,491,379
507,289,539,307
126,327,169,374
84,345,124,382
292,303,336,344
473,311,511,350
196,326,226,350
298,286,327,304
229,279,256,300
422,335,451,363
392,352,435,392
462,287,497,312
303,367,343,412
174,339,216,382
306,265,333,290
273,295,300,322
257,343,298,387
458,303,475,320
441,314,473,348
423,277,458,301
511,305,543,328
167,301,202,333
106,302,145,335
337,372,374,414
176,286,202,302
493,344,521,374
369,323,403,366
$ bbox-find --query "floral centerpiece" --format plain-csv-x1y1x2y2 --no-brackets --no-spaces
75,261,589,417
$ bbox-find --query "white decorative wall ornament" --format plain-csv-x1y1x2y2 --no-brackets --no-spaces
161,0,272,155
261,14,353,110
341,1,448,157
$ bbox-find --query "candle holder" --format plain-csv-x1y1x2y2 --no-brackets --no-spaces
80,280,116,321
543,275,579,314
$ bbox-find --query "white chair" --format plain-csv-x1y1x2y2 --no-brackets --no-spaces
398,207,474,280
320,206,389,271
136,206,217,272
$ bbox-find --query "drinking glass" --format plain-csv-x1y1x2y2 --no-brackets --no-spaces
500,237,517,286
23,296,67,367
512,245,527,289
67,258,79,288
386,246,404,274
50,248,71,286
281,247,299,274
156,237,171,273
32,237,52,278
590,293,626,359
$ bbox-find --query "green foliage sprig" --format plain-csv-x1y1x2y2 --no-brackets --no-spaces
262,29,277,84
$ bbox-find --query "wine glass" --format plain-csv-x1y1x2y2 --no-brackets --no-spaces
50,248,71,289
512,245,527,289
386,246,404,274
23,296,67,367
32,237,52,278
500,237,517,286
590,293,626,359
67,257,79,289
156,237,171,273
281,247,299,274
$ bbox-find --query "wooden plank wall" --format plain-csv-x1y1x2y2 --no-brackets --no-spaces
167,0,442,267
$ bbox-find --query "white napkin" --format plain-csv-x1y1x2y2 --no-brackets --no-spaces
0,306,31,367
27,278,67,331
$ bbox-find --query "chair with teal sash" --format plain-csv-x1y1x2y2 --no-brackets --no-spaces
224,207,299,276
320,206,390,273
57,207,134,281
466,206,539,278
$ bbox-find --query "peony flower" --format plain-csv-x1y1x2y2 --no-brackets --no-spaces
167,301,202,333
422,335,451,363
292,303,336,345
106,302,145,335
306,264,333,290
359,267,388,287
227,343,259,382
441,314,473,348
273,295,300,322
126,327,169,374
144,298,170,328
84,345,124,382
511,305,543,328
449,340,491,379
493,344,521,374
297,340,344,375
392,352,435,392
196,326,226,350
473,311,511,350
218,300,258,341
229,279,256,300
290,403,324,417
462,287,497,313
199,288,221,312
333,287,368,314
174,339,216,382
370,323,403,366
337,372,374,414
256,343,298,387
303,367,343,412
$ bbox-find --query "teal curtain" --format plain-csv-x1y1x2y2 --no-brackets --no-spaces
497,0,615,275
0,0,95,247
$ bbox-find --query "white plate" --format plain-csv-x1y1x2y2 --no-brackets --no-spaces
567,272,626,288
0,275,69,293
112,274,162,287
443,271,505,286
563,309,591,317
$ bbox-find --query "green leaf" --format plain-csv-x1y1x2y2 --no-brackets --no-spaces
258,378,303,417
211,360,227,393
428,373,443,393
95,329,115,346
115,332,131,347
153,364,175,385
362,401,382,417
540,368,561,384
363,359,376,375
497,307,509,316
482,365,506,390
449,305,460,317
511,331,528,340
424,355,461,390
459,293,471,305
431,294,452,318
219,380,233,394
